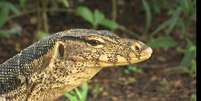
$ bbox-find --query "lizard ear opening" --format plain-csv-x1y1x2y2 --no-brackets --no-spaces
54,42,65,59
58,43,65,58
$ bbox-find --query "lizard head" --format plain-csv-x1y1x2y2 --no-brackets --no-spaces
55,29,152,68
1,29,152,100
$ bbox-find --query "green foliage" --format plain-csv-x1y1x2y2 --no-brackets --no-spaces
0,25,22,37
19,0,27,8
76,6,118,30
179,0,196,17
64,83,89,101
152,7,181,35
59,0,69,8
142,0,152,33
124,65,143,74
0,1,20,28
180,44,196,74
151,0,196,36
91,84,104,98
191,94,196,101
149,1,176,14
148,36,177,49
142,0,196,67
36,31,49,40
93,10,104,27
99,18,118,30
76,6,94,25
148,1,161,14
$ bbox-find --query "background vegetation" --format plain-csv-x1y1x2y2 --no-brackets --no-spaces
0,0,196,101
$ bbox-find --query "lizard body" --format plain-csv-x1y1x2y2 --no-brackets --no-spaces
0,29,152,101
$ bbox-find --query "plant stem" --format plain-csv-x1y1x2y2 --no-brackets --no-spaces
36,0,42,32
41,0,49,32
112,0,117,21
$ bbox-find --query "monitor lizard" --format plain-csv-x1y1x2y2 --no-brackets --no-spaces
0,29,152,101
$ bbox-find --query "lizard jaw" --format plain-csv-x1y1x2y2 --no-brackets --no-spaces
98,47,153,67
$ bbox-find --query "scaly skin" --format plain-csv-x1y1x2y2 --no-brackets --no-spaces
0,29,152,101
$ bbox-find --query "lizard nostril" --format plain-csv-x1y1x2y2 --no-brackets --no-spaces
130,41,143,54
135,46,141,53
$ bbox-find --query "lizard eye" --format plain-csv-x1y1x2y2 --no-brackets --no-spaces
87,40,102,46
86,40,104,48
84,35,105,48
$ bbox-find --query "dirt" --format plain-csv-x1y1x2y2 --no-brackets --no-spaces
0,0,196,101
87,67,196,101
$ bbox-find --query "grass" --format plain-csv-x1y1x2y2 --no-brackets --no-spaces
151,0,196,36
124,65,143,74
64,83,89,101
147,0,196,75
142,0,152,33
91,83,104,98
0,1,20,28
180,44,196,75
191,94,196,101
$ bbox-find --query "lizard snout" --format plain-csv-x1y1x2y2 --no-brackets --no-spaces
128,41,153,64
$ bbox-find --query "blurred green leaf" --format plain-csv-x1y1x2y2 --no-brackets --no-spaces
76,6,118,30
191,94,196,101
151,2,161,14
151,0,195,37
76,6,94,25
60,0,69,8
0,7,9,28
36,31,49,39
180,0,194,16
152,8,181,35
148,36,177,49
80,83,88,101
165,8,181,34
0,1,20,28
177,18,186,37
75,88,82,100
100,19,118,30
0,31,8,37
124,65,143,74
182,0,191,14
91,84,103,98
191,59,196,74
0,24,22,37
94,10,105,28
6,2,20,15
65,93,79,101
19,0,27,8
180,45,196,68
142,0,152,33
151,19,171,35
64,83,88,101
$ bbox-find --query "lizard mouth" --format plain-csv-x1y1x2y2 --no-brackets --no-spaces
98,47,153,67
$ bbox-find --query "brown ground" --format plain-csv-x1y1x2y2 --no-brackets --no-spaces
0,0,196,101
